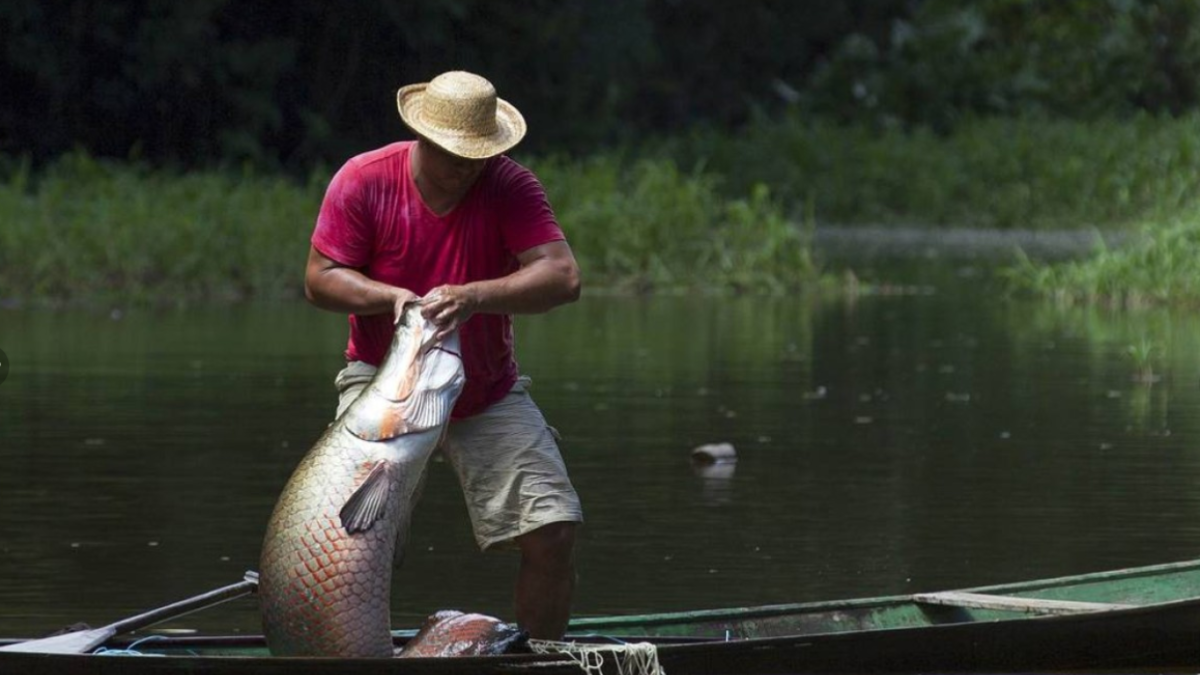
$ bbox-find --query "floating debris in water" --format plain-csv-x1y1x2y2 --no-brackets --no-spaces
691,443,737,465
855,416,873,425
691,443,737,481
803,386,827,400
945,392,971,403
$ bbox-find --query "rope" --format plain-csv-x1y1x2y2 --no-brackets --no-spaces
529,638,665,675
92,635,169,657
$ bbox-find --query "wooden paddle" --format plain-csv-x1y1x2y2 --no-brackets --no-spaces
0,571,259,654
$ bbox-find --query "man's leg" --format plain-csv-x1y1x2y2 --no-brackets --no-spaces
441,377,583,639
334,361,378,419
514,521,577,640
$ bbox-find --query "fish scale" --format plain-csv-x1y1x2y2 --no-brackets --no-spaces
259,304,465,657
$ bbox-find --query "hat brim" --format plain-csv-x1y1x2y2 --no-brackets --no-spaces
396,83,527,160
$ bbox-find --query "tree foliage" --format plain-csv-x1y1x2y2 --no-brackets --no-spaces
807,0,1200,129
2,0,1199,168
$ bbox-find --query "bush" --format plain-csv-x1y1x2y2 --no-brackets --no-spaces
533,155,816,293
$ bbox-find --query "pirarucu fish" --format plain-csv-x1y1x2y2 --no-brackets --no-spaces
259,302,465,657
399,610,527,658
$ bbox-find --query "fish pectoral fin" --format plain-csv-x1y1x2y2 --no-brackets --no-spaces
402,387,453,433
339,462,393,534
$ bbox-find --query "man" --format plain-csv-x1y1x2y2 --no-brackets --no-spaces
303,70,583,640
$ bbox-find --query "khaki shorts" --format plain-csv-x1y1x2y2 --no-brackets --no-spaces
335,361,584,551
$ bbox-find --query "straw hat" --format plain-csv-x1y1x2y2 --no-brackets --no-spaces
396,71,527,159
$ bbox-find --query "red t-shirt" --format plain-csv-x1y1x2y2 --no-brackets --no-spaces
311,141,565,418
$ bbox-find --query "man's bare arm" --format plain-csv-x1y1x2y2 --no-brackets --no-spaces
420,240,582,338
304,246,415,317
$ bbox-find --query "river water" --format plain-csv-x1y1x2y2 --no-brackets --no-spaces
2,247,1200,638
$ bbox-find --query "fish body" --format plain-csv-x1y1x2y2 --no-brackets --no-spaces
399,610,527,658
259,303,465,657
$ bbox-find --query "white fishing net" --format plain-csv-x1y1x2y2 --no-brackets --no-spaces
528,639,665,675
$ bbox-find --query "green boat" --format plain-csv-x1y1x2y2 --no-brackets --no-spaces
3,558,1200,673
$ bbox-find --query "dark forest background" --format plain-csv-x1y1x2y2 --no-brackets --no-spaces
4,0,1200,170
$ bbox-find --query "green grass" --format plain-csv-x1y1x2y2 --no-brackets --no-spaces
1003,211,1200,307
659,112,1200,308
663,112,1200,230
530,155,817,294
0,153,322,305
0,151,821,305
11,111,1200,305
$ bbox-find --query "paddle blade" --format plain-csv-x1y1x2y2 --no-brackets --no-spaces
0,627,116,654
0,572,258,655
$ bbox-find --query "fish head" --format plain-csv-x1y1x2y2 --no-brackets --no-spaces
398,610,527,658
344,303,465,442
374,304,457,401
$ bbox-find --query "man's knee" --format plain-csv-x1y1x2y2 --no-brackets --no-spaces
516,521,577,569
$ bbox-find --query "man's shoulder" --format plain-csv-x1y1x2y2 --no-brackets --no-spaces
342,141,412,176
482,154,542,193
487,154,533,179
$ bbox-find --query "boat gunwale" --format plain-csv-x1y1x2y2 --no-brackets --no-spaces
568,557,1200,628
4,558,1200,670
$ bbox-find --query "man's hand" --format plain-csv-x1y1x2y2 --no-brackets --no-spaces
420,285,479,340
391,288,419,324
411,242,580,340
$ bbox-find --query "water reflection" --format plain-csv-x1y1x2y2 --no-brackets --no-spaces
690,442,738,506
2,287,1200,637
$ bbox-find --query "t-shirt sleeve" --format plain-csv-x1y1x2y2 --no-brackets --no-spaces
311,160,373,267
498,164,566,255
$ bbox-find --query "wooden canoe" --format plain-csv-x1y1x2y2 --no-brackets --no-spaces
4,558,1200,673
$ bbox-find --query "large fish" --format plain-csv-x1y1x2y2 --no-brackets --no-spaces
259,301,465,657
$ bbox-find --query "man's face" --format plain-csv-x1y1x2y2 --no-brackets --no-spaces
418,140,487,194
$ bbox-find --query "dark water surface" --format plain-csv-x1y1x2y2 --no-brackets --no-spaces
3,269,1200,637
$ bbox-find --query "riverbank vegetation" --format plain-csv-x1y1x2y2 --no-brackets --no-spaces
6,105,1200,305
5,1,1200,305
660,112,1200,231
1003,213,1200,307
0,151,820,305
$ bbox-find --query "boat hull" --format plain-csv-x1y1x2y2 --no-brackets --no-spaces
5,559,1200,673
